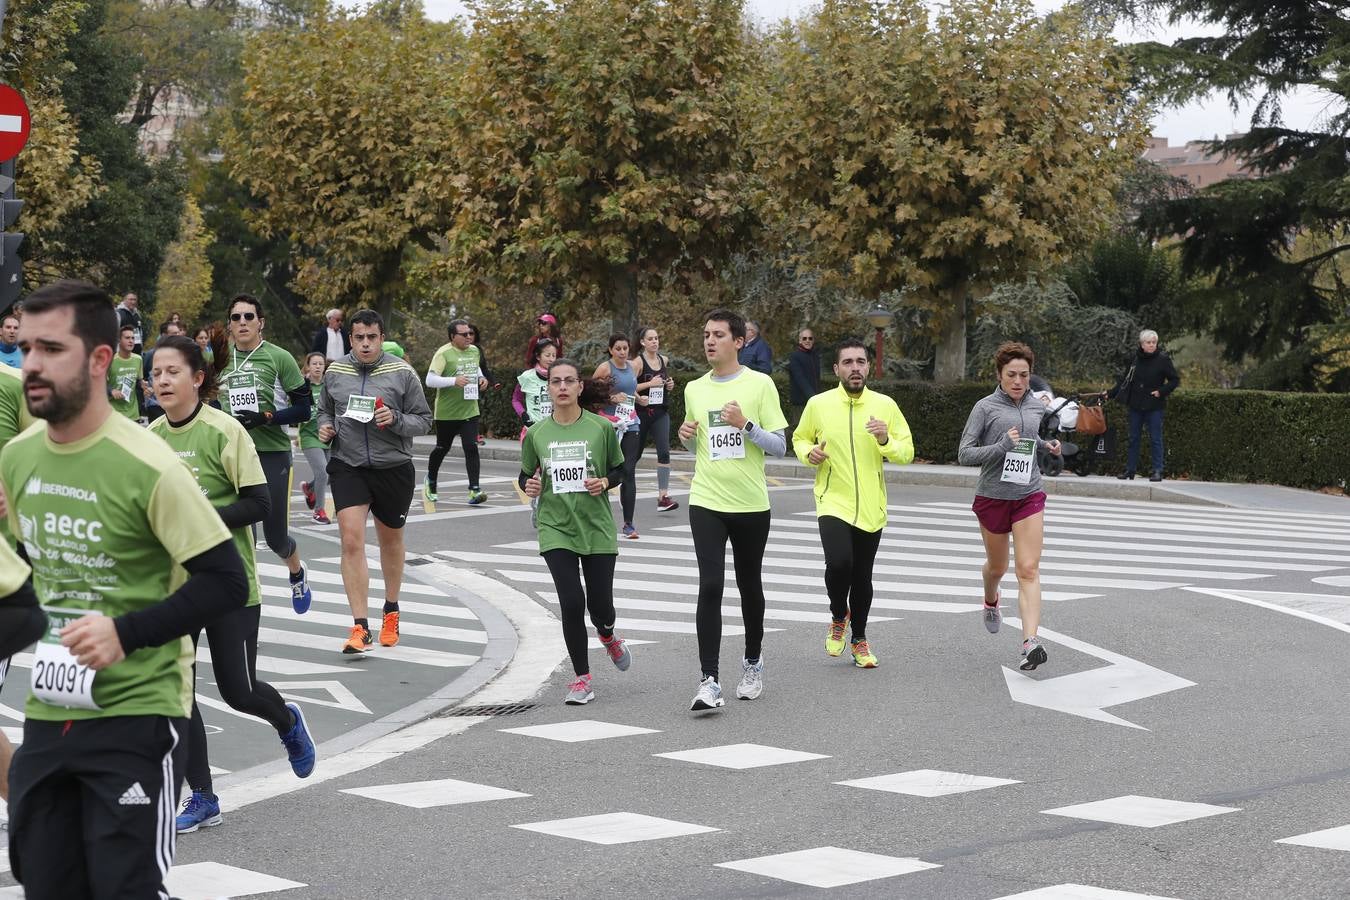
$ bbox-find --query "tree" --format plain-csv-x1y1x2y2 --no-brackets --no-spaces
746,0,1147,381
1098,0,1350,363
441,0,754,341
228,0,461,322
154,194,214,326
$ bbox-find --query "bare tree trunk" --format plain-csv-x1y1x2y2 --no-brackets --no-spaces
607,264,640,343
933,282,968,383
371,250,402,327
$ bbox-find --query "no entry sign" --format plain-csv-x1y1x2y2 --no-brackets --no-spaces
0,85,31,164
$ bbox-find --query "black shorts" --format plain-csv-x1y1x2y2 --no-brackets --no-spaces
9,715,188,900
327,458,416,529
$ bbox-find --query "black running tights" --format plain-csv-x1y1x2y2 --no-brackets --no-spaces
543,550,617,677
427,418,480,490
618,431,641,525
187,604,293,793
257,451,297,561
689,505,771,680
818,515,883,641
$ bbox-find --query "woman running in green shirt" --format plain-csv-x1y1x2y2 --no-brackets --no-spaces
298,352,332,525
520,359,633,705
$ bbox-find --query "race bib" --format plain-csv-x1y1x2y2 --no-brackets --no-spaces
706,410,745,461
538,399,553,418
117,375,135,399
548,442,588,494
31,608,101,711
1000,438,1036,485
132,328,143,346
226,372,259,413
343,394,377,423
458,362,480,400
614,394,635,424
648,386,664,405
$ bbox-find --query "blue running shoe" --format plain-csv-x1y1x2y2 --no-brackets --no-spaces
290,567,312,614
175,791,222,834
280,702,316,778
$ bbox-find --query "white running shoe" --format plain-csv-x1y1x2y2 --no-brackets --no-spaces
690,676,724,711
736,656,764,700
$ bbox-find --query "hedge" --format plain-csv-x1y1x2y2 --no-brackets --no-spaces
456,376,1350,491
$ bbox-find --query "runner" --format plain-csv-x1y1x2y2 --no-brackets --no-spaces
424,318,488,505
298,352,333,525
958,341,1059,670
792,338,914,668
148,335,317,834
523,312,562,366
592,334,642,539
677,308,788,711
0,281,248,899
218,294,314,614
107,326,142,420
635,326,678,513
317,309,433,654
520,358,632,704
513,338,558,436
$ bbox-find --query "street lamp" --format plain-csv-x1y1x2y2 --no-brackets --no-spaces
865,305,894,378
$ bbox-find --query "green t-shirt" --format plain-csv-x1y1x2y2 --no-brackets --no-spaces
150,404,266,607
107,353,142,420
521,411,624,556
0,535,28,595
298,381,329,450
0,363,33,545
428,343,481,421
683,367,788,513
219,341,306,453
517,368,551,424
0,413,232,721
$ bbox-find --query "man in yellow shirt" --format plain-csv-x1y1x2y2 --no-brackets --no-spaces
792,338,914,667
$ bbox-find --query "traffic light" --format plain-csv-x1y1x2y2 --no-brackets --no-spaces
0,159,20,311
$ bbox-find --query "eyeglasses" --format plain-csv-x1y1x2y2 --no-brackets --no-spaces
548,377,580,387
453,330,472,337
230,312,258,322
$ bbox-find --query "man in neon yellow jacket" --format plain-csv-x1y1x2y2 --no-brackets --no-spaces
792,337,914,668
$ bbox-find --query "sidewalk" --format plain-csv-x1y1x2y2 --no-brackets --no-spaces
414,435,1350,515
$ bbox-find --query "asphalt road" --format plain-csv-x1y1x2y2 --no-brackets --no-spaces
6,452,1350,899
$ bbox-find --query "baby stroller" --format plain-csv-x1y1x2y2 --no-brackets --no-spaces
1038,391,1113,476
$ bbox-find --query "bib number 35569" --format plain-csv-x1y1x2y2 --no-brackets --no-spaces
31,608,101,710
1000,439,1037,485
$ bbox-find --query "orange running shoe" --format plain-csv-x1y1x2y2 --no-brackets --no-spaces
379,611,400,647
342,624,372,654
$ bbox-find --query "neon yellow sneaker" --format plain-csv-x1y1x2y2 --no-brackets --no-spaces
825,616,849,657
851,640,878,669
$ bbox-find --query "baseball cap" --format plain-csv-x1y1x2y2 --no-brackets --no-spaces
538,314,557,325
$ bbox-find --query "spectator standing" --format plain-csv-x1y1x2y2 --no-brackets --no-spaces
116,292,145,352
311,308,350,361
738,319,773,374
1109,328,1180,482
525,313,563,367
787,327,821,428
0,312,21,367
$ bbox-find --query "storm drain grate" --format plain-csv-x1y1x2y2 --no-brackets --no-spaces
406,556,434,567
440,703,538,718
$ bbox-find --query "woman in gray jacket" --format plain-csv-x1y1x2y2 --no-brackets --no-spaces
958,342,1060,671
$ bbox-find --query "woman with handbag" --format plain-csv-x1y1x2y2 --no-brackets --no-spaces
1108,329,1181,482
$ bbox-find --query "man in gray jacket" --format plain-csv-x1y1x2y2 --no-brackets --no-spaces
317,309,433,654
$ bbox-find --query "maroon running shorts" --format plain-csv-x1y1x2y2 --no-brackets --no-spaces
972,491,1046,535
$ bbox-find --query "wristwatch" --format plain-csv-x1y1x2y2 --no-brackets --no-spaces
743,420,755,433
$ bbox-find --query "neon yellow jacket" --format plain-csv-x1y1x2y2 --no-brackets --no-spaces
792,384,915,532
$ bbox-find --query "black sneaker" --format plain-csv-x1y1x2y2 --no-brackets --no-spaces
1020,638,1048,671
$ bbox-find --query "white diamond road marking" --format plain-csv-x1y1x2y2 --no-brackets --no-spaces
716,846,940,888
499,720,661,743
511,811,718,844
340,778,530,809
165,862,306,899
992,885,1183,899
654,743,830,770
1041,795,1240,828
1276,823,1350,851
836,769,1021,797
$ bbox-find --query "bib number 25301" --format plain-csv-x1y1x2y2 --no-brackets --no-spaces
1000,439,1036,485
31,608,101,710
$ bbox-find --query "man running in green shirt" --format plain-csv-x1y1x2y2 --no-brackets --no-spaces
792,338,914,668
0,281,247,900
107,325,142,420
678,308,788,712
424,318,489,505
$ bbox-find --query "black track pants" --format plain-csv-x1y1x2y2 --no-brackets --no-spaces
427,418,480,490
689,505,771,680
817,515,883,641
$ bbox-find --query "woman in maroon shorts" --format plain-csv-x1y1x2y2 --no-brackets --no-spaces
957,342,1060,670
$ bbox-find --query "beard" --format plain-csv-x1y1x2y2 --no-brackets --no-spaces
25,366,92,425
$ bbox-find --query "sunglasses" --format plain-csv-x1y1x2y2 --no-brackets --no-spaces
453,330,472,337
800,337,814,342
230,312,258,322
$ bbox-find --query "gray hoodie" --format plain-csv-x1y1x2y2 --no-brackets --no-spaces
318,351,433,469
958,387,1050,500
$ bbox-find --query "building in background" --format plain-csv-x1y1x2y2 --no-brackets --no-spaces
1142,135,1256,188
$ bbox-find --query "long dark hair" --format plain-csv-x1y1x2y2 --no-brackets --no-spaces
530,338,558,367
154,334,224,402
